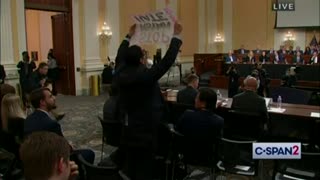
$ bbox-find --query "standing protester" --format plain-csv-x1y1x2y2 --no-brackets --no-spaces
113,23,183,180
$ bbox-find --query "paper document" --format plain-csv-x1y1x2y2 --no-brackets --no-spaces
310,112,320,118
268,107,286,113
234,165,250,171
264,98,272,107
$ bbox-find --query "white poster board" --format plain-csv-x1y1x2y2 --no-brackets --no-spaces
130,8,176,45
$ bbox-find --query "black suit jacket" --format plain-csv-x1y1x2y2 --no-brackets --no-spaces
0,65,6,84
175,109,224,140
25,71,47,93
243,56,255,63
231,91,268,119
24,110,63,137
259,55,270,63
114,37,182,148
177,86,198,105
17,61,36,80
225,55,237,63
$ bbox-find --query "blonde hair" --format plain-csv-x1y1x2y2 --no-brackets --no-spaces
1,93,26,131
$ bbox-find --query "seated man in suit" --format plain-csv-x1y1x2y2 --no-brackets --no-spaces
231,76,269,125
175,88,224,140
24,88,95,164
293,51,304,64
177,74,199,105
225,50,237,63
294,46,303,55
20,131,79,180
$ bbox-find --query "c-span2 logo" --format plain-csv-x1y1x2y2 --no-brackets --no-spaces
253,143,301,159
272,0,295,11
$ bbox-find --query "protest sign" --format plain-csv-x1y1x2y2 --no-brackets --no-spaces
130,8,176,45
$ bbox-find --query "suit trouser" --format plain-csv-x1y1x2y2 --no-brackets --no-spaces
70,149,95,180
73,149,95,164
125,147,154,180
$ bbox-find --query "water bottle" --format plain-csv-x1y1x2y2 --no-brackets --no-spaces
277,95,282,109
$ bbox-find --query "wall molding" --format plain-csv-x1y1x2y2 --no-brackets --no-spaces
81,57,104,72
3,63,19,80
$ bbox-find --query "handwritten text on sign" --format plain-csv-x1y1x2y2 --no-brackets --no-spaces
131,8,176,45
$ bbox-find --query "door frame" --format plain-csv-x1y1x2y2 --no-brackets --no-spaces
25,0,76,95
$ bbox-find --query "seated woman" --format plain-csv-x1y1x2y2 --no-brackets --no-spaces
0,93,26,156
304,46,312,55
243,50,255,64
0,84,16,129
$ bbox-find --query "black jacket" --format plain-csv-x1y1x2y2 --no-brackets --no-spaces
177,86,198,105
231,91,269,120
24,110,63,137
114,37,182,148
175,109,224,140
0,65,6,84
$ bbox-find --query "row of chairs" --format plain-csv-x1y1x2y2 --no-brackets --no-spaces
166,109,320,179
98,105,320,179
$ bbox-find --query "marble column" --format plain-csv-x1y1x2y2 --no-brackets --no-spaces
1,0,14,65
1,0,20,86
106,0,120,61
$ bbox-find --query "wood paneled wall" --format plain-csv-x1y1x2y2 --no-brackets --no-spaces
25,0,70,11
232,0,275,50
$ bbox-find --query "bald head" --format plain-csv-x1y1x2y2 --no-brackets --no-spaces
244,76,258,91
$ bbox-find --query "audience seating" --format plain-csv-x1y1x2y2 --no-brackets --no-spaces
273,150,320,180
216,138,259,177
170,127,217,180
270,87,312,105
271,116,320,179
77,154,122,180
98,116,121,161
167,102,195,124
0,148,23,180
223,110,267,141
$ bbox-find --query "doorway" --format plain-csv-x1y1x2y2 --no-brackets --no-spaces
25,0,76,95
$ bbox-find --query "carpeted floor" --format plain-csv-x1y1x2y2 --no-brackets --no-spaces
55,86,274,180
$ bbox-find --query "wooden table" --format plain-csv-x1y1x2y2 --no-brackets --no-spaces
219,98,320,119
166,95,319,119
166,95,319,142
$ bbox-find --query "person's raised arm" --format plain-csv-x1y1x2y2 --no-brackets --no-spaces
147,23,183,81
115,24,136,70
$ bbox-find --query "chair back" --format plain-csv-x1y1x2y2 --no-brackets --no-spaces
173,130,217,167
271,87,312,105
167,102,195,124
224,110,266,140
274,150,320,179
218,138,257,167
98,116,122,147
77,154,122,180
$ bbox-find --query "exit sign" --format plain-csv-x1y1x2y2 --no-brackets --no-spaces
272,0,295,11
